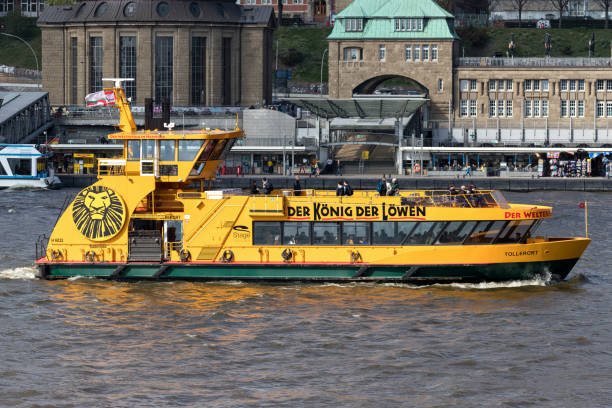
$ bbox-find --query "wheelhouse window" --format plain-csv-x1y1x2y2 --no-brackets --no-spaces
495,220,535,244
313,222,340,245
159,140,175,161
141,140,155,160
464,221,506,244
127,140,140,160
178,140,204,161
253,222,281,245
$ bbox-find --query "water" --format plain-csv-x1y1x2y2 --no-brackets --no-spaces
1,188,611,407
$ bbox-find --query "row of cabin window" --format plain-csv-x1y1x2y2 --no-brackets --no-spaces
253,220,538,247
126,139,231,162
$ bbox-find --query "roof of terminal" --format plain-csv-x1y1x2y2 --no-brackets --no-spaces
38,0,274,25
328,0,458,40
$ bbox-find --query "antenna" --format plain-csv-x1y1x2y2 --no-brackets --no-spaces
102,77,135,88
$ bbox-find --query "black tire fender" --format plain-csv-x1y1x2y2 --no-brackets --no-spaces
221,250,234,263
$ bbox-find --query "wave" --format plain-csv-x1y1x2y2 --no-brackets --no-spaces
0,266,38,280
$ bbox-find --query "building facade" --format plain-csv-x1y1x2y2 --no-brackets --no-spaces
491,0,608,21
238,0,352,23
0,0,44,17
37,0,275,107
328,0,612,147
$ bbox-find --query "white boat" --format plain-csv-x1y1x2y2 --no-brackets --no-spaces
0,144,62,189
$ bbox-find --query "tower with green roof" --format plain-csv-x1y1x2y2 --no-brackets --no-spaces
327,0,459,119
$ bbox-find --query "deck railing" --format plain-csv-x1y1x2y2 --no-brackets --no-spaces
98,158,126,177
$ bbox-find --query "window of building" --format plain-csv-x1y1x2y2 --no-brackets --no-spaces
507,80,513,91
345,18,363,32
191,36,206,105
470,80,477,91
533,80,540,91
497,79,505,91
597,101,604,117
569,80,576,92
438,78,443,92
596,80,604,91
431,45,438,61
460,80,469,92
422,45,428,61
413,45,420,60
489,80,496,91
344,47,362,61
489,100,496,117
524,80,531,91
222,37,232,106
578,79,585,91
578,100,584,117
607,101,612,117
378,45,386,61
70,37,78,104
89,36,103,93
533,100,540,117
569,100,576,117
0,0,14,12
405,45,411,61
561,100,568,117
497,100,504,117
561,79,568,91
542,100,548,117
506,100,513,117
155,36,173,104
460,100,468,117
395,18,423,31
470,100,477,117
542,80,549,91
525,100,531,117
119,36,137,101
607,80,612,91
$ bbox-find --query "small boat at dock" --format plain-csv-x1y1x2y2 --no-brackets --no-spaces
0,144,62,189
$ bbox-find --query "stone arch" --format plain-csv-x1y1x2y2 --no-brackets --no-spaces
352,75,429,96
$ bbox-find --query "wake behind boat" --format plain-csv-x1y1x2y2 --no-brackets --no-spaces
0,144,62,189
35,80,590,283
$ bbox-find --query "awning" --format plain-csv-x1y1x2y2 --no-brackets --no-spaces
283,97,427,119
330,114,414,131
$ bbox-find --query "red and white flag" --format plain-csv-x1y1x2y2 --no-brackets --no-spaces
85,90,115,107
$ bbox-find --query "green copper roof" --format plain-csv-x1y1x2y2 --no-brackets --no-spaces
329,0,458,40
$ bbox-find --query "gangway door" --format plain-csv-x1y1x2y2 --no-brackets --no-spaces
128,230,162,262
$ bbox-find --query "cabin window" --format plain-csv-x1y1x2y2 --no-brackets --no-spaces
209,139,228,161
178,140,204,161
253,222,282,245
312,222,340,245
495,220,534,244
7,158,31,176
198,140,217,161
159,140,175,161
372,222,395,244
283,222,310,245
342,222,370,245
404,222,445,245
437,221,477,245
127,140,140,160
142,140,155,159
464,221,505,244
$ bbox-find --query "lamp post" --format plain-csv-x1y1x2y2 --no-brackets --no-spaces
320,48,328,97
0,32,40,88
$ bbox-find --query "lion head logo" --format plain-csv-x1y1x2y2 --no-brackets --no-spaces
72,186,126,241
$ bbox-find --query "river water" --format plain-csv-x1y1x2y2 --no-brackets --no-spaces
1,188,611,407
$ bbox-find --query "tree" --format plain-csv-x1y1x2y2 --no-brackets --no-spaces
511,0,531,28
550,0,570,28
434,0,454,14
597,0,611,29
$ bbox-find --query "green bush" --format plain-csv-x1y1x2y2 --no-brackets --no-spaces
1,11,39,41
279,48,306,67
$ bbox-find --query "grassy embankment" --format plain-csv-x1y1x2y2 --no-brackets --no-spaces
0,14,41,71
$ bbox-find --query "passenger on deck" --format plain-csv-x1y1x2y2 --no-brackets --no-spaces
262,177,274,195
336,182,344,196
343,180,353,196
377,177,387,196
293,175,301,194
390,178,399,196
250,180,259,195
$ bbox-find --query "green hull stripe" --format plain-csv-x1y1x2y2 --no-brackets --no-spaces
40,259,579,283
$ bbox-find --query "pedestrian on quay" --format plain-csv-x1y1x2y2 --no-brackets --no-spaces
336,160,342,176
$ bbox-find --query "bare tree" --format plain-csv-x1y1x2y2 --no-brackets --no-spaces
597,0,612,29
511,0,531,28
550,0,570,28
434,0,455,14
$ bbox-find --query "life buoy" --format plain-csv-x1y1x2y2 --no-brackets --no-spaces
85,250,96,262
351,250,361,263
414,163,421,173
179,249,191,262
221,250,234,263
281,248,293,262
51,249,62,261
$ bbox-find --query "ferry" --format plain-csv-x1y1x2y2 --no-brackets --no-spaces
0,144,62,189
36,80,590,283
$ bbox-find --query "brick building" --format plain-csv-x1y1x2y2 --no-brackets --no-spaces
37,0,275,107
328,0,612,147
0,0,44,17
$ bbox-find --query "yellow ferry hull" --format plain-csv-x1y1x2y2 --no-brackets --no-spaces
37,237,589,283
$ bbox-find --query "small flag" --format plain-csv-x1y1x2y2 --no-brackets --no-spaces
579,202,585,208
85,90,115,106
47,137,59,145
